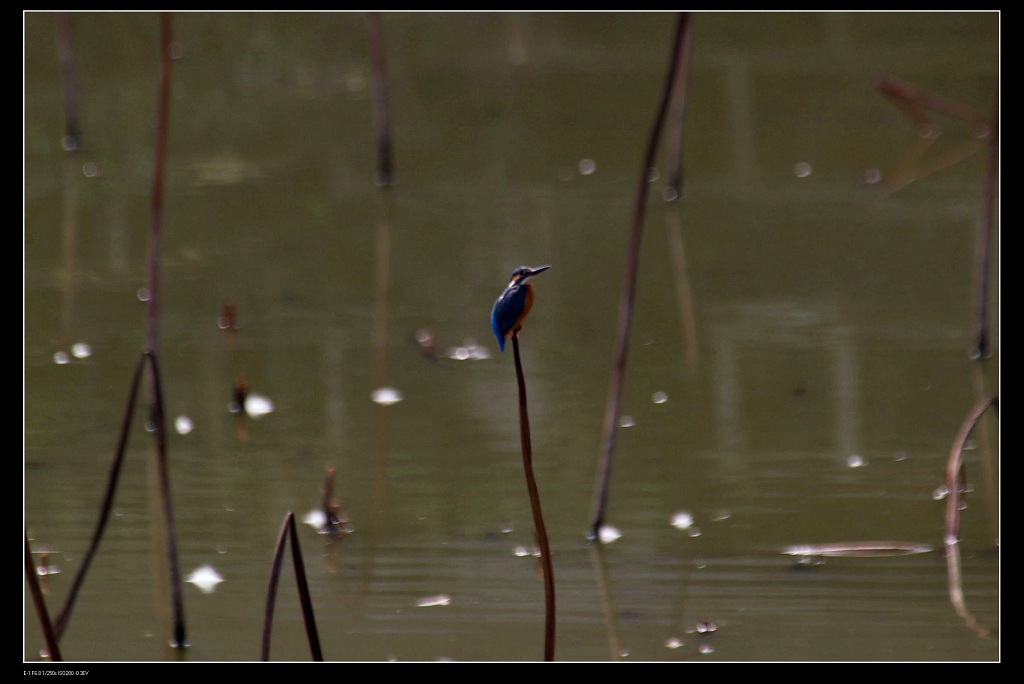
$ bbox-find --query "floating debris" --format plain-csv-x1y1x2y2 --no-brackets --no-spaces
671,511,694,530
174,415,194,435
218,300,238,331
652,391,668,404
185,564,224,594
53,351,70,365
303,509,328,530
229,375,249,414
578,158,596,175
665,637,683,650
847,454,867,468
34,551,60,577
312,466,353,537
618,416,635,428
371,387,404,406
414,329,436,357
781,541,933,558
71,342,91,359
598,525,622,545
415,594,451,608
244,394,274,418
513,545,541,558
694,620,717,635
446,338,490,361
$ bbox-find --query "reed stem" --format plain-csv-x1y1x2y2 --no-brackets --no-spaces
512,333,555,661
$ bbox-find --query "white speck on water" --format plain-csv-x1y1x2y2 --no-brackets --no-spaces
794,162,812,177
671,511,694,530
174,415,194,435
371,387,403,406
699,643,715,654
71,342,92,359
415,594,451,608
618,416,635,428
137,288,150,302
53,351,70,365
303,509,327,529
244,394,275,418
711,510,731,522
687,527,702,538
598,525,622,544
652,391,668,404
186,564,224,594
665,637,683,649
847,454,866,468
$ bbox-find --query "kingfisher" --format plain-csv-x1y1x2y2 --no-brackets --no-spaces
491,265,551,352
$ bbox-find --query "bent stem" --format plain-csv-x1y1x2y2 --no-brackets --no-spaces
589,13,689,540
262,511,323,662
512,332,555,662
944,395,998,546
25,533,62,662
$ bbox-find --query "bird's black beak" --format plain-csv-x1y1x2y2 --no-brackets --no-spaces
527,265,551,277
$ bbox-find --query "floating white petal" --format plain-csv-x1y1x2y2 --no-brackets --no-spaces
415,594,451,607
372,387,404,406
244,394,274,418
303,509,328,529
174,415,194,435
598,525,622,544
671,511,694,530
186,564,224,594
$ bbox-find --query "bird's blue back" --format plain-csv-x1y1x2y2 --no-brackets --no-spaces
491,283,529,352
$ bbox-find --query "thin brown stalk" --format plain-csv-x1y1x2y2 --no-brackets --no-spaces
944,534,992,638
146,351,187,647
663,12,693,201
512,333,555,662
589,13,689,540
145,12,173,356
26,534,62,662
665,208,700,373
876,74,990,137
973,99,998,360
55,12,81,151
588,543,621,661
366,12,394,186
944,395,998,546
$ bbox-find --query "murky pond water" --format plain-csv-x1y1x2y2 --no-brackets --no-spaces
25,11,998,662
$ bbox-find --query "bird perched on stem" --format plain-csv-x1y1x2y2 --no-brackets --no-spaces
491,265,551,352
